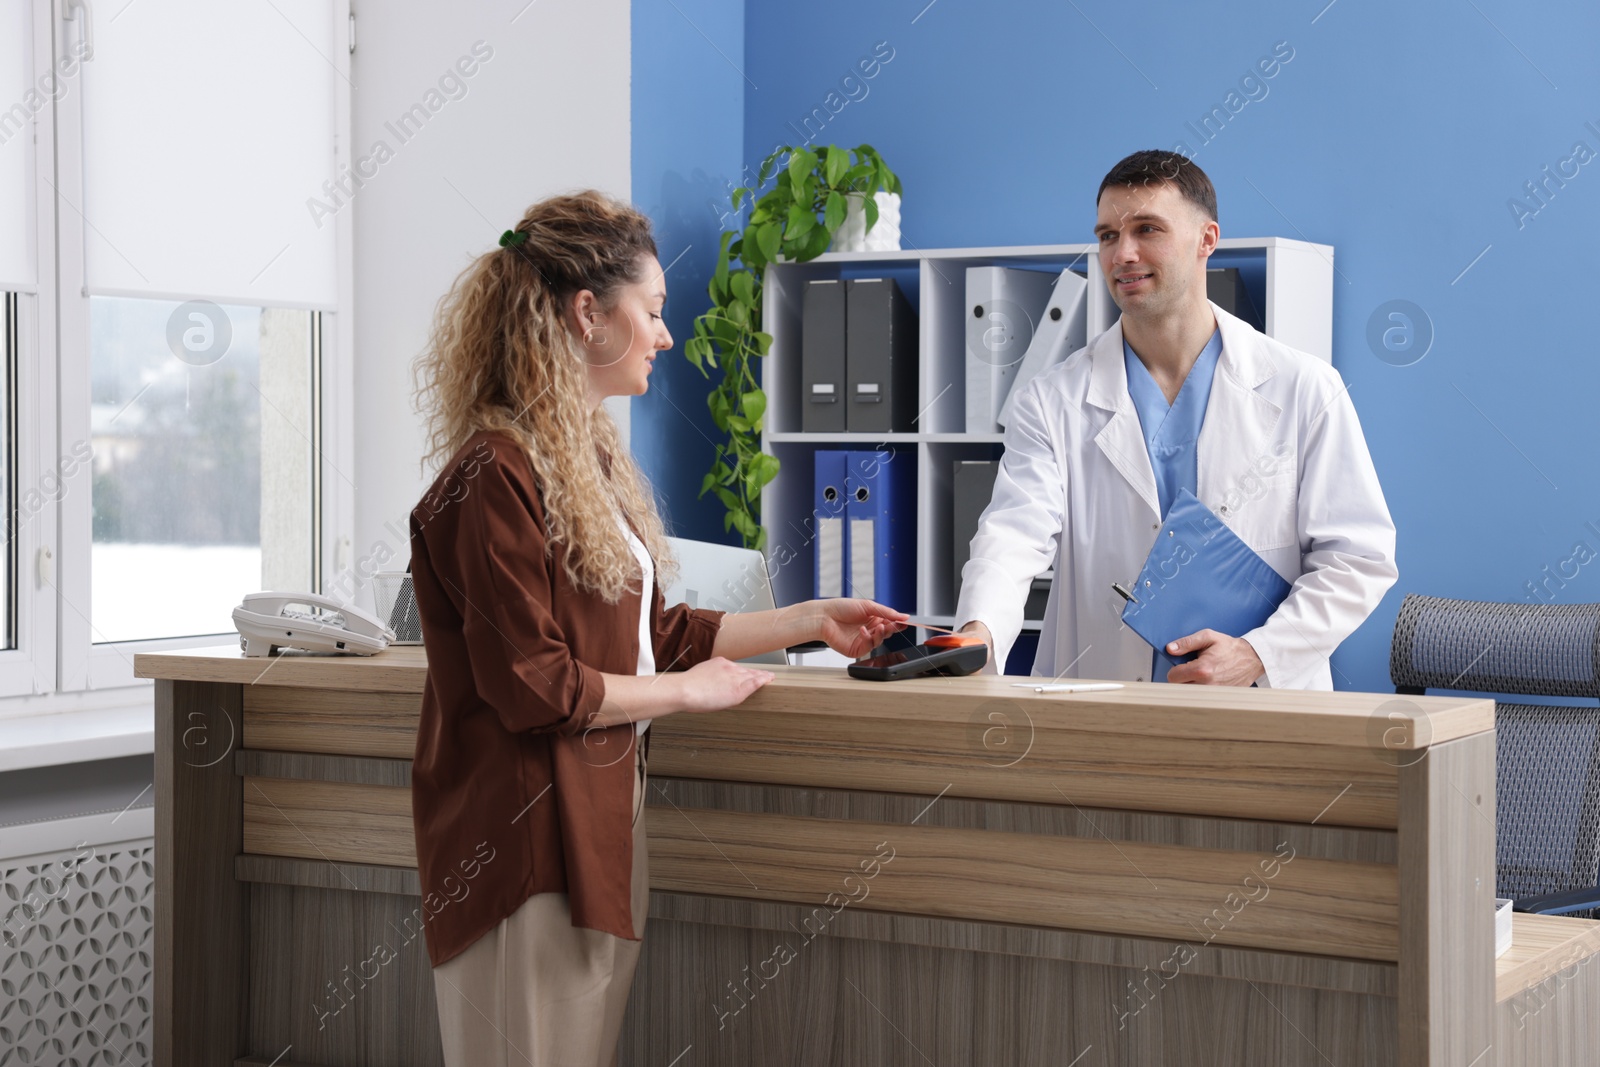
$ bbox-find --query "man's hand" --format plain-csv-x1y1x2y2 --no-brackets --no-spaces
1163,630,1265,686
959,620,996,673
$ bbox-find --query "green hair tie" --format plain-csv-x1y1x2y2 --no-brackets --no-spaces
499,229,528,248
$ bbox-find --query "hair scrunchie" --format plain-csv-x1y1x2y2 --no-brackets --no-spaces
499,229,528,248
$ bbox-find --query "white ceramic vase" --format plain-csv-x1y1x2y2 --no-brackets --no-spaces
829,191,901,253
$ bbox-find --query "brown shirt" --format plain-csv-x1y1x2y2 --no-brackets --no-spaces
408,429,724,967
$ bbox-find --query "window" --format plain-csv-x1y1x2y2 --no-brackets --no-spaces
0,0,354,700
89,299,320,642
0,294,14,652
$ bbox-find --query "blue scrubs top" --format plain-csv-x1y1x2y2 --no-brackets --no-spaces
1124,328,1224,680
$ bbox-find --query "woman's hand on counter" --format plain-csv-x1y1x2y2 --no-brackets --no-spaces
669,657,776,713
591,659,774,728
813,598,910,659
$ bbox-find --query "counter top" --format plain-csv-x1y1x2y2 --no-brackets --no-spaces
135,645,1493,751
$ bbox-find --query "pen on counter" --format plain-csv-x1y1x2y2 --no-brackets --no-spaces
1011,682,1126,694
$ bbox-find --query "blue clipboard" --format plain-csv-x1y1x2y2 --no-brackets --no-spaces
1119,489,1292,663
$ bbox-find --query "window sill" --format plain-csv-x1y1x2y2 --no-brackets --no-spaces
0,697,154,773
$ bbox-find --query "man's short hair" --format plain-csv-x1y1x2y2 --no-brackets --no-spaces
1097,150,1218,223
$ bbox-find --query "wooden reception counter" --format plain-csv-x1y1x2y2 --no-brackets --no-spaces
136,646,1600,1066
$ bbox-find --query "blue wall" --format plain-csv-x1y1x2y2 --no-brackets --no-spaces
630,0,746,544
638,0,1600,693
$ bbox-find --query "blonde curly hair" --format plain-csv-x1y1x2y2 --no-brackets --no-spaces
414,190,675,602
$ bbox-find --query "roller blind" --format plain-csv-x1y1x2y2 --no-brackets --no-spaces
0,0,35,291
81,0,338,309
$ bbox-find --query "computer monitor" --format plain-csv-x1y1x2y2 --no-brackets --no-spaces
664,537,787,666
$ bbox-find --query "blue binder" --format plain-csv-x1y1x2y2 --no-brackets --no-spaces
844,449,916,610
1120,489,1292,664
813,451,849,599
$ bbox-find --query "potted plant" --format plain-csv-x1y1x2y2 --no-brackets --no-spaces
683,143,903,550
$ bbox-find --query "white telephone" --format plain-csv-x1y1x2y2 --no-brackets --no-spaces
232,591,395,657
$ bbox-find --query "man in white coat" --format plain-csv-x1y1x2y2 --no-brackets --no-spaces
955,151,1396,689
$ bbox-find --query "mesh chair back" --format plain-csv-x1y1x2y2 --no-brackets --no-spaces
1495,703,1600,900
1390,594,1600,697
1389,594,1600,908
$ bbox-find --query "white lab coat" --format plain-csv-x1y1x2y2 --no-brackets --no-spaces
954,303,1397,689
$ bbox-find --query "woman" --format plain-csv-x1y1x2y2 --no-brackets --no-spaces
408,190,907,1066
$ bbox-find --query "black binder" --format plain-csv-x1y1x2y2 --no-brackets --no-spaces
845,278,918,433
801,279,847,433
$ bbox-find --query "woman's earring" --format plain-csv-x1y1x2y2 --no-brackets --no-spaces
587,324,608,347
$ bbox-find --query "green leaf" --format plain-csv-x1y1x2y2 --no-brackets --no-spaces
756,222,782,262
732,188,748,212
728,415,750,433
798,223,832,261
787,148,817,190
824,191,846,234
863,194,880,232
824,145,847,187
751,331,774,356
683,336,707,373
741,390,767,429
730,271,756,305
727,300,748,328
715,486,739,511
785,204,815,240
757,150,781,186
698,471,719,497
843,163,872,191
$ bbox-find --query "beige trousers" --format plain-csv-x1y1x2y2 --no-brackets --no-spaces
432,747,649,1067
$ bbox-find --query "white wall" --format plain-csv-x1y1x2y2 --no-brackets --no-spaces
347,0,631,597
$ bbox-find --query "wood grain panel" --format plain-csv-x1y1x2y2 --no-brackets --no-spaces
648,890,1398,997
621,911,1400,1067
234,747,413,786
1497,913,1600,1002
1497,932,1600,1067
647,807,1399,961
245,882,442,1067
138,649,1494,751
155,679,248,1067
1397,732,1496,1067
138,643,429,693
651,776,1399,863
243,685,421,759
651,711,1401,828
242,776,414,868
235,853,421,897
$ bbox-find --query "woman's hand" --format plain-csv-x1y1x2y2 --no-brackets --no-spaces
671,657,775,713
814,598,910,659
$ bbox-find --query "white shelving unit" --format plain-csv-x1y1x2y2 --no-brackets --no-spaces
756,238,1335,634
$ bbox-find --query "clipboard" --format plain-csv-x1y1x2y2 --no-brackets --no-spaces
1118,489,1292,662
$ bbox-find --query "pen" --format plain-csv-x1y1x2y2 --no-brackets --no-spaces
1011,682,1126,694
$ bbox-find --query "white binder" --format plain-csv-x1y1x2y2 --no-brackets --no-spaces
997,268,1089,428
964,267,1058,433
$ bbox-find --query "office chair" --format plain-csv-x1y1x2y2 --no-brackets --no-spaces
1389,593,1600,917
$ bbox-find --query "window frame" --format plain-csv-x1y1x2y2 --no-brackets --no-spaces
0,0,62,705
42,0,355,697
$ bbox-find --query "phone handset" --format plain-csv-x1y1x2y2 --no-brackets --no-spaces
233,591,395,657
